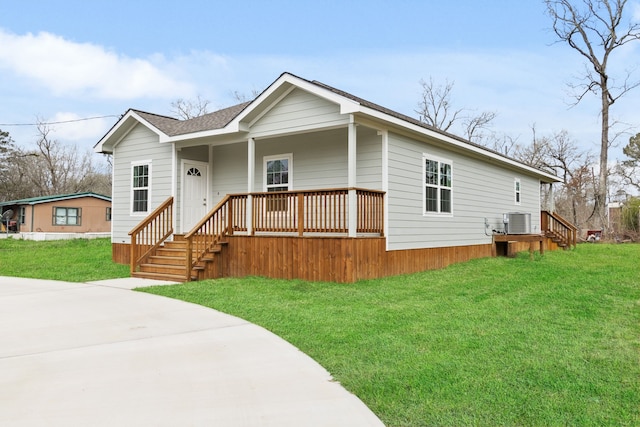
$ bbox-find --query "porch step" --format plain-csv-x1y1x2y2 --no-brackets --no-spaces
139,262,187,276
546,231,569,249
132,271,191,282
133,238,227,282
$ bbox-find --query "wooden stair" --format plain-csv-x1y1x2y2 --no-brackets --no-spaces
546,230,569,249
132,239,226,282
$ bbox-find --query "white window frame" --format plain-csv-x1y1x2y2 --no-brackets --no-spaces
263,153,293,192
514,178,521,205
423,154,453,216
131,160,152,216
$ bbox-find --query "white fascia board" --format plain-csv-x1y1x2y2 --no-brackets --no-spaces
158,124,246,144
95,110,167,153
236,73,359,122
357,105,561,183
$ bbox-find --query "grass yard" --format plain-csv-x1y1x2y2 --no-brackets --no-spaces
0,237,129,282
140,244,640,427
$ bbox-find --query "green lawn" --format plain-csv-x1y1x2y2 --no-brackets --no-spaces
140,244,640,427
0,237,129,282
1,238,638,425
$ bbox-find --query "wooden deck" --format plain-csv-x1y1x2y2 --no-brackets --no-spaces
116,189,577,283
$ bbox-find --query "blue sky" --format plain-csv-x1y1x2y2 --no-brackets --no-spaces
1,0,639,161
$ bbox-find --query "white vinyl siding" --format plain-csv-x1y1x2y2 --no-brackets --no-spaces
250,88,349,138
210,143,248,207
355,126,383,190
254,128,348,190
209,126,382,207
387,132,540,251
111,124,173,244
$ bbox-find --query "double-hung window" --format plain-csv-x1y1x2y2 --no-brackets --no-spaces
131,161,151,215
423,155,452,214
264,154,292,212
53,207,81,225
514,178,521,205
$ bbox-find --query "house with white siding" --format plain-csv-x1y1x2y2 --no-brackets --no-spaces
95,72,575,282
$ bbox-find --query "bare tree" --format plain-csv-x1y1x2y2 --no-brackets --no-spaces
230,88,261,103
544,0,640,230
416,77,496,143
463,111,497,144
616,132,640,192
416,77,464,132
7,121,111,197
170,95,211,119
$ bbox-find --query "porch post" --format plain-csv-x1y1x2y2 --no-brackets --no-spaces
549,183,555,213
348,116,357,237
247,138,255,235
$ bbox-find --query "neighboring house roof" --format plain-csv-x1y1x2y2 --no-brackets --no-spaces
0,192,111,207
95,72,560,183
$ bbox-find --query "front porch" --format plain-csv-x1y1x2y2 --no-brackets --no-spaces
126,188,385,282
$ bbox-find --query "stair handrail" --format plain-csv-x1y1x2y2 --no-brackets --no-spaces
542,210,577,248
184,195,233,281
128,196,174,274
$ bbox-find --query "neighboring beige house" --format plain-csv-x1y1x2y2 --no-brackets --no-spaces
0,192,111,238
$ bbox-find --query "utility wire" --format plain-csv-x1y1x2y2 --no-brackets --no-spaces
0,115,120,127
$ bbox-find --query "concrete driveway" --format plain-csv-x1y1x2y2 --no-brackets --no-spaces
0,276,384,426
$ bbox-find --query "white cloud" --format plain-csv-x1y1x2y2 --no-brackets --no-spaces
0,29,194,100
46,112,113,142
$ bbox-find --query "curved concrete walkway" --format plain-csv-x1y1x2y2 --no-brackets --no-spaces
0,277,384,426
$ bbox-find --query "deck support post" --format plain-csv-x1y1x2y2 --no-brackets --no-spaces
348,116,357,237
247,138,255,235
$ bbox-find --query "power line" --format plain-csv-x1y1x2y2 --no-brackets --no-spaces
0,115,121,127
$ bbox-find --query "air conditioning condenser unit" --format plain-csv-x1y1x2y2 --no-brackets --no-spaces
504,212,531,234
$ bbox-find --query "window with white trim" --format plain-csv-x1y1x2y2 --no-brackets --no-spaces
131,161,151,214
423,155,452,214
53,207,81,226
514,178,521,205
264,154,292,212
264,154,292,192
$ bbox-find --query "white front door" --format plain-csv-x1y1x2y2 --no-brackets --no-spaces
182,160,208,232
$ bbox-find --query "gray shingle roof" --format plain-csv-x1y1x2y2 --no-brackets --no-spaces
134,102,251,137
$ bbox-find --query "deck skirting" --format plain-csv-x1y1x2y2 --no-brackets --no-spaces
213,236,492,283
113,236,560,283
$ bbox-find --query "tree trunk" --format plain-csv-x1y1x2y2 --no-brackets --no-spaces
598,76,609,232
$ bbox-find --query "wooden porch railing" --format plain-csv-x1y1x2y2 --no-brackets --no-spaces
541,210,577,249
251,188,384,235
128,196,173,274
131,189,384,281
